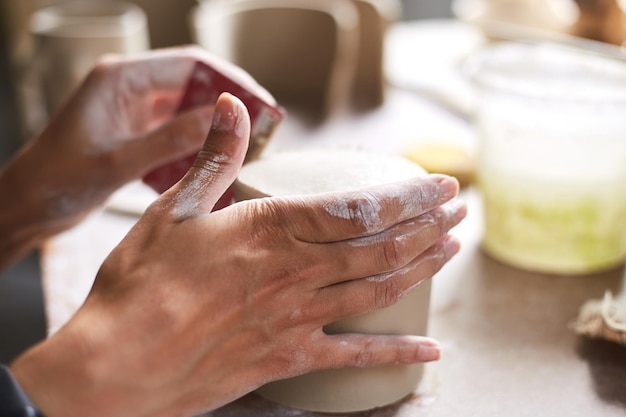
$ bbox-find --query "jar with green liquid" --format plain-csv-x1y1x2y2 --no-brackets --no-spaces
467,43,626,274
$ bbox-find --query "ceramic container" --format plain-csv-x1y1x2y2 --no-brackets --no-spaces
30,0,149,114
234,148,431,412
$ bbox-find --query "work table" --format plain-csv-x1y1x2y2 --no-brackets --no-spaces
41,85,626,415
37,19,626,416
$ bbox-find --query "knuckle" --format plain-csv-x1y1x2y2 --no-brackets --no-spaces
352,342,375,368
245,198,284,229
374,279,403,310
428,209,446,236
355,191,382,230
416,211,444,242
240,198,296,248
380,237,408,271
270,341,314,377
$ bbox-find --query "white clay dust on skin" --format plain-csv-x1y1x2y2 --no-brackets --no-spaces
347,216,434,248
43,186,111,220
322,193,383,231
170,153,228,218
78,53,209,157
365,251,445,286
169,93,247,218
322,177,449,233
389,180,446,220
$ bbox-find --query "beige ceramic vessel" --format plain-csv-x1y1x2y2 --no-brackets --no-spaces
234,148,431,413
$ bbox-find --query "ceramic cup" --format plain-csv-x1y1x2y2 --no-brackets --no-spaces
234,148,431,413
30,0,149,114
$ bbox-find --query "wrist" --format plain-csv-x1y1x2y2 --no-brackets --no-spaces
0,364,45,417
9,324,98,417
0,145,68,270
9,303,143,417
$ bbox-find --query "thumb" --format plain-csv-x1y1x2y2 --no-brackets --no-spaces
164,93,251,219
125,105,215,179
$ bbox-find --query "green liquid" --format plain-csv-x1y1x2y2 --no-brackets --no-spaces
480,172,626,274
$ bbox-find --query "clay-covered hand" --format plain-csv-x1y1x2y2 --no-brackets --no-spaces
0,47,265,270
11,94,466,417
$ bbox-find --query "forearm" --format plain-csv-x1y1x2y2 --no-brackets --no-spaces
0,146,59,271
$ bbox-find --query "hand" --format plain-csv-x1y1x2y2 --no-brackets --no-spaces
0,47,268,269
11,94,466,417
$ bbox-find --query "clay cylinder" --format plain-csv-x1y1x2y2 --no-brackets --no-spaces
234,148,431,413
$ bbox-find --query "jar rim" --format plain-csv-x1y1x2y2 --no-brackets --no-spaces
463,42,626,103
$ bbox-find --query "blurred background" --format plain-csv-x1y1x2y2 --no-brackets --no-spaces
0,0,452,162
1,0,625,364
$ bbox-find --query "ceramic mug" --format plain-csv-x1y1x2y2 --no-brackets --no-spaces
30,0,150,115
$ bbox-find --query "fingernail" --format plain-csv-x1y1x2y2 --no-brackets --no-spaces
417,343,441,362
212,93,247,137
431,175,459,203
431,174,450,184
443,235,461,258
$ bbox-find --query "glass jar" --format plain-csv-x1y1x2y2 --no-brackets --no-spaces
467,42,626,274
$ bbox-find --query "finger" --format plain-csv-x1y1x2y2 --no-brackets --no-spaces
93,46,271,100
162,93,250,219
311,332,441,370
311,235,460,324
274,175,460,244
119,105,214,178
310,198,467,288
148,91,187,127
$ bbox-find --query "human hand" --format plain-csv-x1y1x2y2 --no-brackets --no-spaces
0,47,268,269
11,94,466,417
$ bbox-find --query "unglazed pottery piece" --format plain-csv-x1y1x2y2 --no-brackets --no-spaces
191,0,359,120
235,149,432,412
